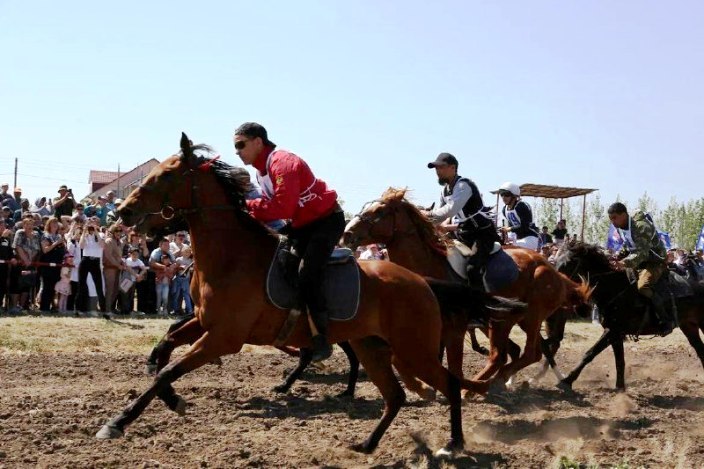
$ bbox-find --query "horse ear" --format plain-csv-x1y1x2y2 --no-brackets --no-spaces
180,132,197,166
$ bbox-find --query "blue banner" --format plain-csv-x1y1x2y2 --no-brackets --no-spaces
657,231,671,250
606,224,624,251
697,224,704,251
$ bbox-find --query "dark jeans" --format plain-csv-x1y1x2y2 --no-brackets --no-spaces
138,272,157,314
0,264,8,309
39,265,61,311
67,280,78,311
77,257,106,312
289,209,346,336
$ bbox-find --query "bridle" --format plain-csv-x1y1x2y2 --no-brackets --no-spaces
350,199,420,238
127,156,241,228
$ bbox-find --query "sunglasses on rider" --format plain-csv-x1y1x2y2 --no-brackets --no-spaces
234,140,249,151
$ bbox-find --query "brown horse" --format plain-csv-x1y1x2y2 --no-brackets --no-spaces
342,188,592,394
96,134,500,454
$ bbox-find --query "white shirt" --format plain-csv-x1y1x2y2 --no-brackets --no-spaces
82,234,104,258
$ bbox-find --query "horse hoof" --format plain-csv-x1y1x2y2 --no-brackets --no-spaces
145,363,157,375
336,390,354,399
418,387,437,402
174,396,187,416
96,424,123,440
487,380,507,396
350,442,374,454
272,385,289,394
210,357,223,367
477,346,490,356
557,380,573,393
616,386,626,393
520,380,530,390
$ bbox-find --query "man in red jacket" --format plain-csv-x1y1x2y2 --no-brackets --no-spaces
235,122,345,362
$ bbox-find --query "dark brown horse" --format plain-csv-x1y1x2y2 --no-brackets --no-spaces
555,242,704,391
342,188,592,394
96,134,504,454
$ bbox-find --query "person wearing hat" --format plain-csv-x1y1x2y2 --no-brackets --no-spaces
422,153,498,288
234,122,344,362
2,187,22,213
53,185,76,219
498,182,540,251
1,207,15,229
13,198,30,224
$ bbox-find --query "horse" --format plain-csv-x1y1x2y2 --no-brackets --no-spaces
97,133,509,454
554,242,704,391
342,188,592,394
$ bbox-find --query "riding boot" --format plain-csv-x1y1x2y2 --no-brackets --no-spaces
310,311,333,362
465,265,485,292
651,292,674,336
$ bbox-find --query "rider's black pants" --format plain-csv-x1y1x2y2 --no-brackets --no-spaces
289,208,346,337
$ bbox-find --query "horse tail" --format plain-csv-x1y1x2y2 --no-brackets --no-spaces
423,277,526,322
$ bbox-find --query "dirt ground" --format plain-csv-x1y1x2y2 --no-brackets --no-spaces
2,317,704,468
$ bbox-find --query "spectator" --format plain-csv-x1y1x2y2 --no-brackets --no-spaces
31,197,54,217
1,207,15,229
77,219,106,313
102,224,125,314
55,254,74,313
150,238,177,315
0,221,14,311
539,226,553,246
84,196,108,226
105,198,122,226
53,185,76,219
13,198,31,224
140,235,160,315
552,220,568,246
65,222,83,312
170,245,194,315
0,183,12,206
540,243,552,259
121,247,147,314
3,187,22,213
169,231,189,258
10,215,41,313
71,202,87,224
38,218,66,312
104,191,117,213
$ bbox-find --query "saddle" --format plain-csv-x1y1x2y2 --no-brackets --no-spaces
447,240,519,292
265,237,361,321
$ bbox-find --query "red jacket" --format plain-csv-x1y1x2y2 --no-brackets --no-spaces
246,147,338,228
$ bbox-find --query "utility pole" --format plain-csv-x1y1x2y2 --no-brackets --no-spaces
13,158,17,188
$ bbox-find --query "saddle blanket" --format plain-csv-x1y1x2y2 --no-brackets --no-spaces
266,239,361,321
448,241,519,292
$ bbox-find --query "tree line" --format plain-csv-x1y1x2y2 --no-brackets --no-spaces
532,193,704,250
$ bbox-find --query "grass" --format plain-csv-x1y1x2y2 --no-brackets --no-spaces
558,456,631,469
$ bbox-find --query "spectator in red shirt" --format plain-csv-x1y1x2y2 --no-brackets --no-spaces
234,122,345,362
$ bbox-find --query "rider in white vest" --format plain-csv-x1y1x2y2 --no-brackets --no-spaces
498,182,540,251
422,153,498,287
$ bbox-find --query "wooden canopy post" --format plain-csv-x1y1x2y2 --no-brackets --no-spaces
580,194,587,241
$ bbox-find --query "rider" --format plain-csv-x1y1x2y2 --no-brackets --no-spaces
498,182,540,251
423,152,497,286
234,122,345,362
608,202,674,336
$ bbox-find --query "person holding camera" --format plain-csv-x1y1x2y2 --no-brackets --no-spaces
53,185,76,219
39,218,66,312
77,219,106,314
10,215,41,312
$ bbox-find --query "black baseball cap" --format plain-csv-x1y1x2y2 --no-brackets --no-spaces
234,122,275,147
427,152,459,169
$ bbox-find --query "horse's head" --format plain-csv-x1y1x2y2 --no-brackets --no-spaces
554,241,613,282
118,132,249,235
342,187,439,251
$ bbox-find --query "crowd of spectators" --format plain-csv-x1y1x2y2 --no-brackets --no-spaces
0,183,194,316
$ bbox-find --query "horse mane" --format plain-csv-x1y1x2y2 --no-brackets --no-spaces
179,144,275,238
381,187,448,256
564,242,613,271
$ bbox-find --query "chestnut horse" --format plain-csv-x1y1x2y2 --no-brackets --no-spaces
97,134,498,454
342,188,592,394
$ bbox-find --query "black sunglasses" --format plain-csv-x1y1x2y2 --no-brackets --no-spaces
234,139,249,150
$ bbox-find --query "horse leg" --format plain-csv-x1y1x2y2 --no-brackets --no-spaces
338,341,359,398
473,322,511,381
348,337,406,454
491,322,543,393
97,331,233,439
273,348,313,394
392,349,464,454
146,317,205,375
530,314,566,384
558,329,613,392
681,323,704,370
611,336,626,391
468,327,489,356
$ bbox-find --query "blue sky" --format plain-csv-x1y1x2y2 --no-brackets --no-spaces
1,1,701,216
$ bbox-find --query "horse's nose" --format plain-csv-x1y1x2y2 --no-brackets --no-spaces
118,206,133,224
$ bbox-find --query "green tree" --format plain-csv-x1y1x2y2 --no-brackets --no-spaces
583,193,609,244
